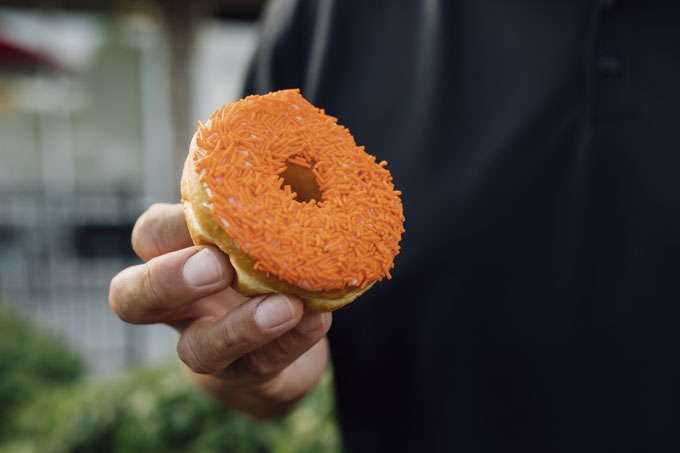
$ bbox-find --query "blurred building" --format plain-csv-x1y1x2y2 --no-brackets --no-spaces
0,1,262,374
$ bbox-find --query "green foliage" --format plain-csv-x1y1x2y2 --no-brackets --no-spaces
0,304,84,442
0,304,341,453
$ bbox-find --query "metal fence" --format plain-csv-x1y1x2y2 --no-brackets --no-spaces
0,192,177,375
0,8,258,375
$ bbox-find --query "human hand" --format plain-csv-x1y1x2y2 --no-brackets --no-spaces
109,203,332,418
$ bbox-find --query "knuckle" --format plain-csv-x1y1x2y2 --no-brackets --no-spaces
241,353,278,380
217,317,248,352
108,263,174,325
108,272,135,323
108,274,122,314
177,335,211,374
141,261,166,310
115,302,136,324
132,204,165,259
131,215,149,256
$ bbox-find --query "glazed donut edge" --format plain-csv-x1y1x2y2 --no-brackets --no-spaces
180,133,374,312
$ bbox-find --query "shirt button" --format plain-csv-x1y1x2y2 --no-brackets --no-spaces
596,54,624,78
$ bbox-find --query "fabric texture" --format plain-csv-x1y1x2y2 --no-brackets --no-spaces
244,1,680,451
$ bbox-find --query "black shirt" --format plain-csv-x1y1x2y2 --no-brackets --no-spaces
244,1,680,451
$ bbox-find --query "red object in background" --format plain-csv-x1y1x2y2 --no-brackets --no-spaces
0,34,65,72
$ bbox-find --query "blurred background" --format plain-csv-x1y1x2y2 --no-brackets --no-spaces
0,1,340,451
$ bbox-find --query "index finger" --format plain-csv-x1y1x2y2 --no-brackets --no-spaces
109,245,234,325
132,203,194,261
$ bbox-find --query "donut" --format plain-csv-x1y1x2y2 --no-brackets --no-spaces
181,89,405,311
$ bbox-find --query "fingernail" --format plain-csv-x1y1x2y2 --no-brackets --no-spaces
255,294,295,329
183,249,222,287
296,312,325,333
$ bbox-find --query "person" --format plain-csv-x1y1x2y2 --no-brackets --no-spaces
110,1,680,451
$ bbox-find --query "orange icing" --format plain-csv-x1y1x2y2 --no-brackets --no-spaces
194,89,405,291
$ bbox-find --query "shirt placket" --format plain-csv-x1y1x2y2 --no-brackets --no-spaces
588,0,638,119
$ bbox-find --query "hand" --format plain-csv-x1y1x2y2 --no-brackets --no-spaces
108,203,332,418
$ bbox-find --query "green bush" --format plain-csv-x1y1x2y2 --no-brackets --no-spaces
0,304,341,453
6,365,341,453
0,304,84,442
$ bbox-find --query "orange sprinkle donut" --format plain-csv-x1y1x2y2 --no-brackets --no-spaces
181,89,405,311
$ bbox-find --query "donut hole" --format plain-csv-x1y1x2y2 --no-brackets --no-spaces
280,162,322,203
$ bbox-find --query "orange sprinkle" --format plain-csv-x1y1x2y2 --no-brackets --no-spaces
194,89,405,291
286,157,312,168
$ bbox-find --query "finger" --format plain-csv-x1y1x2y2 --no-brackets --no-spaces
259,338,331,402
176,294,305,375
225,310,332,384
167,286,249,332
132,203,193,261
214,338,331,414
109,246,233,324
